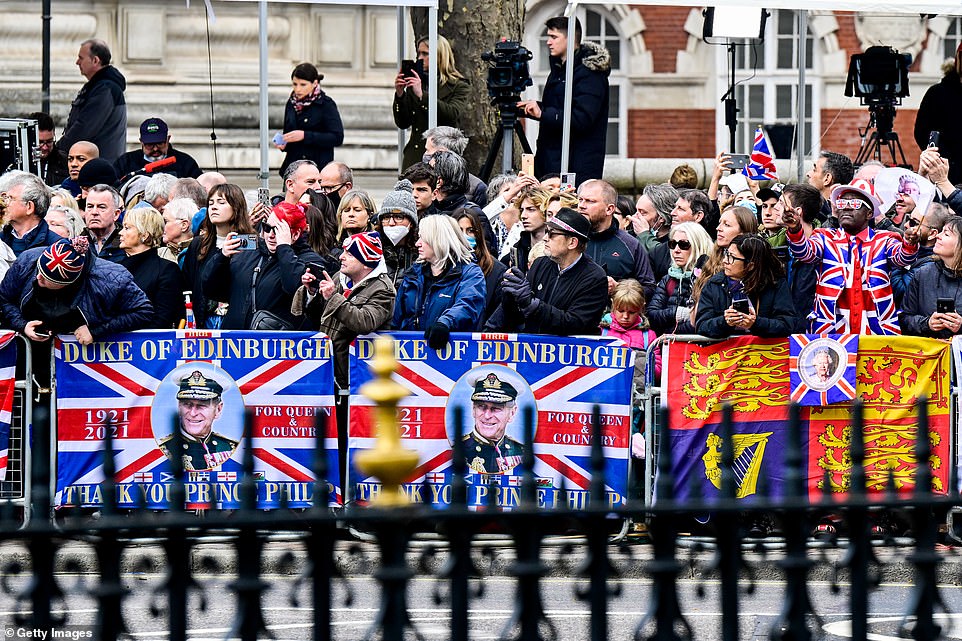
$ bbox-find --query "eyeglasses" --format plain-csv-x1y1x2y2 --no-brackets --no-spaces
906,217,939,232
380,213,409,223
722,250,747,263
37,139,55,148
316,183,345,194
259,222,276,234
834,198,868,211
545,230,570,239
668,239,692,250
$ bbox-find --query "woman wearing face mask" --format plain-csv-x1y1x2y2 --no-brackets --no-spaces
454,207,506,324
376,180,420,288
274,62,344,178
695,234,797,338
647,222,713,335
393,215,485,350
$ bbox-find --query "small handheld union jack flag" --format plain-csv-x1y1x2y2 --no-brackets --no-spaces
741,126,779,181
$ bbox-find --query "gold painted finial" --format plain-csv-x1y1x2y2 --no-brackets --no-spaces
354,336,419,507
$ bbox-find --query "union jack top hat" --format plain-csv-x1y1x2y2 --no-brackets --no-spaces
37,237,89,286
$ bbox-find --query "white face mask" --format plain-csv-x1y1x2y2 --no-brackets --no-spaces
382,225,409,245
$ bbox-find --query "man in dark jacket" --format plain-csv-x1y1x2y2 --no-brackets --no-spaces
81,184,125,263
777,183,823,332
202,202,323,330
0,173,63,256
517,17,610,184
486,208,607,335
431,151,498,253
578,179,656,300
915,43,962,184
57,39,127,163
114,118,202,180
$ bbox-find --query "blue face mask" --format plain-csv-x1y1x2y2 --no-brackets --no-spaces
466,235,477,249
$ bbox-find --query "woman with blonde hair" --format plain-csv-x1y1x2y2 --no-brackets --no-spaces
335,189,376,245
393,34,470,170
393,214,485,349
647,222,713,335
119,207,186,328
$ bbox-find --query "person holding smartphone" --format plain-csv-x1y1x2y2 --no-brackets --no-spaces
694,234,797,338
392,35,470,172
901,215,962,337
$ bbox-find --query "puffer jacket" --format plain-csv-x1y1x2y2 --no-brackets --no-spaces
900,260,962,338
201,237,322,330
648,272,696,335
0,248,152,338
694,273,798,339
57,65,127,162
392,261,485,331
534,41,611,184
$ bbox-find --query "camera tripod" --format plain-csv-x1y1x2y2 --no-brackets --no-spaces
480,101,533,182
854,100,909,168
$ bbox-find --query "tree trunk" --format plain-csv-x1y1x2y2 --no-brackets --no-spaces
412,1,525,177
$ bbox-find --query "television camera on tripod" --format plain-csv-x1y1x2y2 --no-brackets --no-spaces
845,46,912,168
479,38,533,181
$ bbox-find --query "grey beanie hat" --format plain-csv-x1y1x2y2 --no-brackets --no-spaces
378,179,419,224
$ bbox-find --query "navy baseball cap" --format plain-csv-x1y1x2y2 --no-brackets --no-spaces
140,118,169,144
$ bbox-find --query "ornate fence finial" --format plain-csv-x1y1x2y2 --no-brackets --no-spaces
355,336,419,507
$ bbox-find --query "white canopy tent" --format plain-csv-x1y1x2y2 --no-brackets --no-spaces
215,0,440,186
560,1,962,180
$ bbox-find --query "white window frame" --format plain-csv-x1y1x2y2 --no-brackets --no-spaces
713,9,821,158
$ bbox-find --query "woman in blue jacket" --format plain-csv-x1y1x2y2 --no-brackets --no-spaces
275,62,344,177
393,215,485,349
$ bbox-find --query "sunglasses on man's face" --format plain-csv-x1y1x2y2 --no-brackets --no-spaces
259,222,276,234
834,198,868,211
667,239,691,250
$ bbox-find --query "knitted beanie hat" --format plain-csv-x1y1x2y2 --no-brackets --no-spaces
378,179,418,225
343,232,384,268
38,236,89,285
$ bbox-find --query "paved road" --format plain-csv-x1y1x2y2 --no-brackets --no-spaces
3,574,962,640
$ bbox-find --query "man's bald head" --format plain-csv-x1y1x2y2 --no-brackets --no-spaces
66,141,99,182
197,171,227,194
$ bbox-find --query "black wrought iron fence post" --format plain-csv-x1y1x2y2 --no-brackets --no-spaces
715,403,742,641
840,399,875,641
308,409,334,641
93,418,129,641
160,415,194,641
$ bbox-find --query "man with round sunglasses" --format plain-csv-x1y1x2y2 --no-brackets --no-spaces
783,178,920,335
891,202,953,306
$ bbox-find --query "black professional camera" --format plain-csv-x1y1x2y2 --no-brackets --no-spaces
845,45,911,105
481,38,533,106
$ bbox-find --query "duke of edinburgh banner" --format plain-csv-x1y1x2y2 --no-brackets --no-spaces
663,335,950,501
0,332,17,482
348,332,634,509
55,330,339,509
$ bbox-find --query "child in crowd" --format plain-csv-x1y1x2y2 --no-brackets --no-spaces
602,279,660,496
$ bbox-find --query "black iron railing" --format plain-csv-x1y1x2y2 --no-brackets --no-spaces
0,397,957,641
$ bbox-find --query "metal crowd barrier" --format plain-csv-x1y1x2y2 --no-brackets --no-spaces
0,333,34,526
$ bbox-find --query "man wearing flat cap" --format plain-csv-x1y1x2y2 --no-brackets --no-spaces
485,207,608,336
464,373,526,475
159,370,238,471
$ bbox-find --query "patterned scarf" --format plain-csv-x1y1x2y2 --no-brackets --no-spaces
290,83,321,113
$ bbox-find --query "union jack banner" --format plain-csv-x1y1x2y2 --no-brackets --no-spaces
54,330,339,509
741,126,779,181
0,332,19,482
789,334,858,406
348,332,634,509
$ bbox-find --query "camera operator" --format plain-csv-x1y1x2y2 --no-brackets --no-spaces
516,17,610,185
915,43,962,185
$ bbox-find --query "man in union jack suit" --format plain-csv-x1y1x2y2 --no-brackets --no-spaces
783,178,920,335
